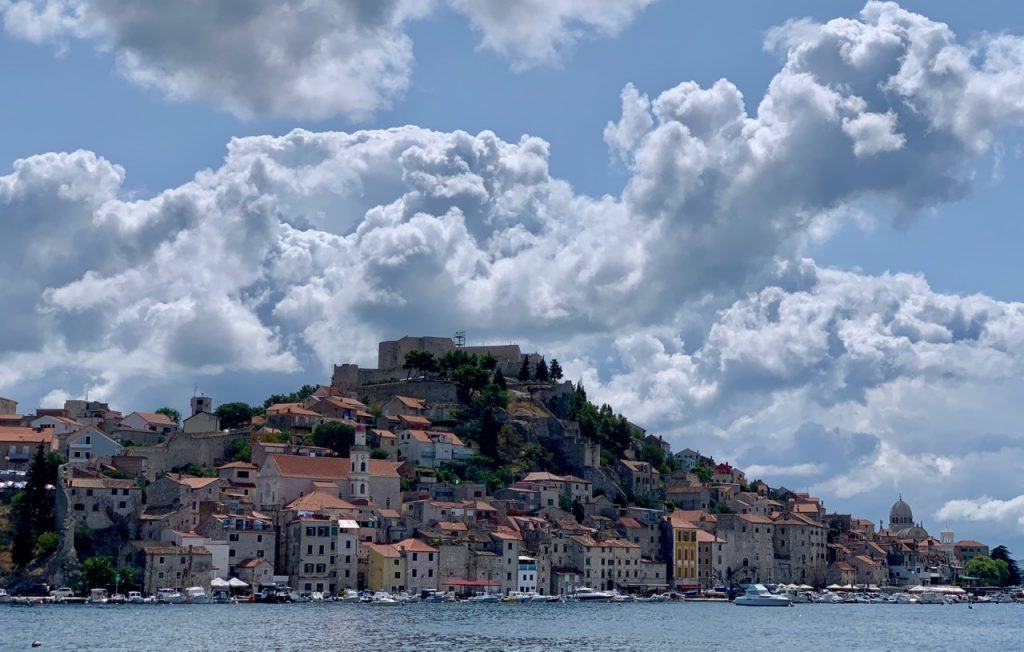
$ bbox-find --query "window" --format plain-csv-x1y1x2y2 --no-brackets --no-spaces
394,572,401,579
412,553,418,562
307,545,313,555
316,564,326,573
111,488,117,496
304,564,313,573
411,569,418,578
118,501,127,509
73,503,84,511
86,489,93,497
256,535,263,543
92,504,99,512
257,550,265,558
428,569,433,577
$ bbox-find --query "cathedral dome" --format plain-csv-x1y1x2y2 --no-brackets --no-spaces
889,497,914,529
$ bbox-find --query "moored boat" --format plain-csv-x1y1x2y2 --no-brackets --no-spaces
734,584,792,607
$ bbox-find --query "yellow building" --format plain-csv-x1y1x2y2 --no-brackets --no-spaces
665,511,699,590
365,543,404,593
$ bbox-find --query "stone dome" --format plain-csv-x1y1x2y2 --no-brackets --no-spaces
889,498,914,529
896,525,929,541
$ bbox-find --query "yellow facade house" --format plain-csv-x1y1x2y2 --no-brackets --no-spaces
365,543,404,593
665,511,699,590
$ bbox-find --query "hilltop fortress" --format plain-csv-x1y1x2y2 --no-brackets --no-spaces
332,335,542,391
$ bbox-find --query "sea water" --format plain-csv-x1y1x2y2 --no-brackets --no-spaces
1,600,1018,651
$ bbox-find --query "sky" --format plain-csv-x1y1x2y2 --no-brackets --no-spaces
2,0,1024,551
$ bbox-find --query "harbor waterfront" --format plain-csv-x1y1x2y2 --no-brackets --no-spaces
2,601,1022,651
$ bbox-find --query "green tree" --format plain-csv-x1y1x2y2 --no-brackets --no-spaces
572,498,586,523
36,531,59,556
404,349,439,378
534,358,549,382
116,565,139,590
558,493,573,512
991,546,1022,586
479,353,498,370
225,438,251,463
965,555,1010,586
263,384,318,409
549,358,563,380
81,556,117,590
312,421,356,456
452,364,489,401
439,349,475,375
479,407,500,462
693,464,713,484
518,356,530,381
155,407,181,425
639,442,667,470
370,448,390,460
10,495,35,567
216,402,254,429
74,521,95,558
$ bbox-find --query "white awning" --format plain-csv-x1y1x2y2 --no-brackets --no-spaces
210,577,230,588
228,578,249,588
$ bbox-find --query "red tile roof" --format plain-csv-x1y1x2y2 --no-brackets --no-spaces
0,427,53,445
285,491,357,512
266,454,399,479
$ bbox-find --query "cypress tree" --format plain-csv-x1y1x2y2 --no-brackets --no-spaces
549,358,563,380
517,355,530,381
535,358,549,382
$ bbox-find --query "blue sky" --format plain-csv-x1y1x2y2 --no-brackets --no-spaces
3,1,1022,300
3,0,1024,549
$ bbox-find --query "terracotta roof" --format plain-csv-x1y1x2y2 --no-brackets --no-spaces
672,510,716,523
365,542,400,558
437,521,468,532
265,454,399,479
395,538,438,553
371,429,396,439
169,475,221,489
399,414,432,427
620,459,656,472
218,461,257,470
833,561,855,572
285,490,357,512
618,517,644,529
665,512,698,528
237,557,272,569
269,404,321,418
132,412,177,426
696,530,725,543
491,530,522,541
378,508,401,519
955,540,986,547
0,427,53,444
736,513,774,524
395,396,426,409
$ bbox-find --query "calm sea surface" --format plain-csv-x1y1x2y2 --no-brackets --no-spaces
1,601,1020,651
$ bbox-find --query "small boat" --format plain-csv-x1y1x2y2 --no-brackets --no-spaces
88,589,109,604
338,589,362,603
49,587,74,602
308,591,325,602
370,592,402,606
467,592,500,602
734,584,792,607
109,593,127,604
571,587,615,602
0,589,12,604
127,591,145,604
156,588,185,604
184,587,212,604
420,589,454,603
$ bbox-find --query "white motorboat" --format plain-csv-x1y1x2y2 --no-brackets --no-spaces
917,591,947,604
308,591,325,602
338,589,362,603
529,593,549,602
184,587,212,604
127,591,145,604
0,589,12,604
370,592,402,606
467,592,500,602
156,588,185,604
88,588,109,604
572,587,615,602
734,584,792,607
421,589,454,603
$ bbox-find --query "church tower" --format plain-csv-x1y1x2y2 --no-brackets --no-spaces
349,424,370,502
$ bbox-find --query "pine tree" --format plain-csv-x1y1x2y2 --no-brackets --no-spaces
493,367,507,390
479,407,500,462
549,358,563,380
517,355,530,381
535,358,549,382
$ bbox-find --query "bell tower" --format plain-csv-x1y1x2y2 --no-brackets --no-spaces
349,424,370,502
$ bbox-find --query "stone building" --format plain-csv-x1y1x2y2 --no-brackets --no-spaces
716,513,776,584
132,542,213,594
62,475,142,533
196,511,275,578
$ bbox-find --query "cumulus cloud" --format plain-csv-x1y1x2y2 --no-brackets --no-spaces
3,2,1024,540
0,0,653,120
451,0,655,69
937,496,1024,529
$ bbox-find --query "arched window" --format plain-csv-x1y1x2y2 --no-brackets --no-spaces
361,462,366,473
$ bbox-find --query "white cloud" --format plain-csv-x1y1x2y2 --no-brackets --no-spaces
937,496,1024,529
451,0,655,69
2,2,1024,542
1,0,654,120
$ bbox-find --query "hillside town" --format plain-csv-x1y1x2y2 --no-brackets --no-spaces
0,335,1007,602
